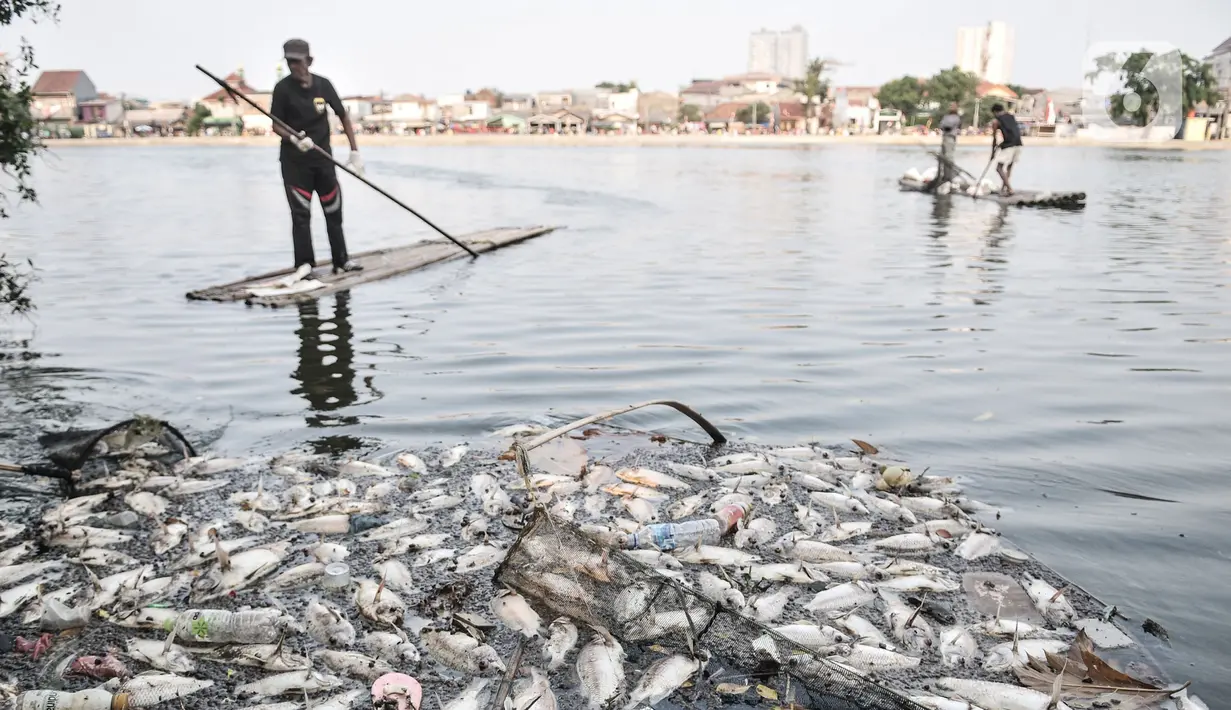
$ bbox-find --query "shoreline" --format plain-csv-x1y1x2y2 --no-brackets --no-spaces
42,133,1231,150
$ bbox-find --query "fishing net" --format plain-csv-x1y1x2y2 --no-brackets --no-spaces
494,509,926,710
37,416,196,470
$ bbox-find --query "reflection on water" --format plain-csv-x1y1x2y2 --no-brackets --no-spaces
2,145,1231,690
291,292,372,455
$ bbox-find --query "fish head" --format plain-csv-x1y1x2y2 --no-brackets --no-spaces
473,646,506,674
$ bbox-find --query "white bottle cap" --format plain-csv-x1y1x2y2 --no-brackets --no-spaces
323,563,350,589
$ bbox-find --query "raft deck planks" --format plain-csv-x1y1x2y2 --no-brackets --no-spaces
899,178,1086,209
186,225,559,307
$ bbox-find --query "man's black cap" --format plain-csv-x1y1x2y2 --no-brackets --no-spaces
283,38,310,61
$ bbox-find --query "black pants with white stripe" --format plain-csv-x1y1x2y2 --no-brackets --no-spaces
282,158,348,269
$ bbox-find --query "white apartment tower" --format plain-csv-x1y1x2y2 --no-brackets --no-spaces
956,21,1015,85
748,26,809,80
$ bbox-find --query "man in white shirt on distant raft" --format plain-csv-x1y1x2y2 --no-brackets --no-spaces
271,38,365,281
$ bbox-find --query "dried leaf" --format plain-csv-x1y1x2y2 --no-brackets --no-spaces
715,683,750,695
649,434,667,444
582,428,603,438
851,439,879,455
1016,631,1173,700
756,685,779,701
1081,646,1159,689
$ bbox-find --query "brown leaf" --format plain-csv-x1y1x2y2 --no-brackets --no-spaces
649,434,667,444
582,428,603,438
851,439,879,455
1081,646,1159,690
498,449,515,461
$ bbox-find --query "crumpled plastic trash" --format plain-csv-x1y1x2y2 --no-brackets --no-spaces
42,597,92,631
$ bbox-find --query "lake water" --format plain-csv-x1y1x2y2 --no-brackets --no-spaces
2,143,1230,692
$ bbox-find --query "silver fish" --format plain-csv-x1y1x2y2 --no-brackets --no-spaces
234,509,271,532
127,638,196,673
339,460,398,477
983,639,1070,672
775,538,856,563
979,618,1056,638
853,491,918,524
696,571,746,608
769,623,849,650
22,584,80,625
364,481,397,501
358,517,430,542
418,494,465,512
720,473,775,490
809,491,869,515
363,631,421,665
509,667,557,710
355,578,406,626
421,629,505,674
749,587,795,622
161,478,231,497
744,562,829,584
674,544,758,567
111,606,180,630
48,526,133,548
939,627,981,667
379,533,451,558
621,497,659,524
804,581,876,615
908,519,974,538
313,649,394,681
169,535,261,571
175,456,246,476
306,599,356,647
42,493,111,526
664,462,719,483
668,492,708,521
264,562,327,592
117,673,214,705
78,547,138,568
491,588,542,638
897,496,948,516
0,521,26,545
193,643,310,672
311,542,350,564
790,471,838,492
880,588,935,653
623,549,683,570
877,574,961,593
835,644,921,671
152,518,190,555
236,670,342,697
287,514,350,534
734,518,777,549
577,628,625,710
814,561,876,580
442,678,490,710
622,653,703,710
617,467,692,490
936,678,1072,710
455,544,506,574
820,520,873,543
371,559,416,594
412,548,456,568
394,452,427,474
1022,573,1076,625
124,491,169,518
872,532,942,554
956,531,1002,560
0,577,57,618
542,617,579,670
839,613,895,650
191,542,290,602
91,565,152,609
312,690,363,710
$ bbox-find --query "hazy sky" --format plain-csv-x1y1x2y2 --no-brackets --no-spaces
2,0,1228,100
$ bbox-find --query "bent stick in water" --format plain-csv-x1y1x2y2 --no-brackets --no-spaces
194,64,480,259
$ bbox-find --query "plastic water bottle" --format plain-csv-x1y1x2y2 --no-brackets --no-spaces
714,502,751,534
17,689,130,710
169,609,291,645
623,519,722,551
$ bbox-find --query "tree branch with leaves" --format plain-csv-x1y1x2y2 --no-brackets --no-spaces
1,0,59,315
793,58,830,131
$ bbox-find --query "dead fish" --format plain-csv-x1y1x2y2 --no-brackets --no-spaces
509,667,557,710
834,644,921,672
313,649,394,682
602,483,669,504
759,481,791,506
668,492,708,521
111,606,180,630
939,627,980,667
697,571,746,608
175,456,246,476
734,518,777,549
78,547,138,568
623,549,683,570
418,495,466,512
395,452,428,474
0,521,27,545
443,679,490,710
908,519,973,538
153,518,190,555
979,618,1056,638
804,581,876,615
809,491,869,515
116,673,214,705
23,584,81,626
237,669,342,697
838,613,895,650
880,588,935,653
379,532,451,558
744,562,830,584
622,653,704,710
364,481,397,501
42,493,112,526
287,514,351,534
364,631,421,665
68,653,131,679
790,471,838,492
421,629,505,675
264,562,327,592
0,540,35,567
877,574,961,593
306,599,356,647
542,617,578,670
123,491,169,518
956,531,1002,560
1,578,58,618
491,588,542,638
357,517,430,542
127,638,196,673
749,586,795,622
193,643,310,672
440,444,469,468
1022,574,1076,625
339,460,398,477
371,559,415,594
897,496,948,516
768,623,850,651
673,545,758,567
355,578,406,626
617,467,692,490
170,534,261,571
872,533,944,554
312,542,350,564
775,538,856,563
664,462,719,483
454,543,506,576
161,478,231,497
983,639,1070,672
191,542,290,602
312,690,364,710
720,473,775,490
935,678,1071,710
48,526,133,548
234,509,270,532
820,520,874,543
852,490,918,524
412,548,456,568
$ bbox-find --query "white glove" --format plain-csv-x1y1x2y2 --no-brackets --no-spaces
347,151,364,177
293,134,315,152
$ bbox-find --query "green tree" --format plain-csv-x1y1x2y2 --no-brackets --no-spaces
877,75,924,124
1,0,60,314
735,102,772,124
596,80,638,93
925,66,980,124
793,58,831,129
678,104,702,123
1088,50,1217,128
185,103,211,136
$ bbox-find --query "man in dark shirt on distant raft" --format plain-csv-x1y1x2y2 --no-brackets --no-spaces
989,104,1023,196
271,38,364,281
932,102,962,191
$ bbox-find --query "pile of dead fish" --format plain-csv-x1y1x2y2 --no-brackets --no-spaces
0,426,1205,710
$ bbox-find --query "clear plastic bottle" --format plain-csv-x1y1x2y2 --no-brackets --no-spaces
16,689,129,710
623,519,722,550
169,608,291,645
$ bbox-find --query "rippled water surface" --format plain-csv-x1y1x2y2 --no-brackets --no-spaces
2,143,1230,692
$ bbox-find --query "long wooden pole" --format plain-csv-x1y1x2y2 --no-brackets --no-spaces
195,65,479,259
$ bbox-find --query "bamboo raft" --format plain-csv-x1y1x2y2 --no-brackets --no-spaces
900,177,1087,209
186,225,559,307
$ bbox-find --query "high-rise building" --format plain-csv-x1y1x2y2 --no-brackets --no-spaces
956,21,1015,85
748,26,809,80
